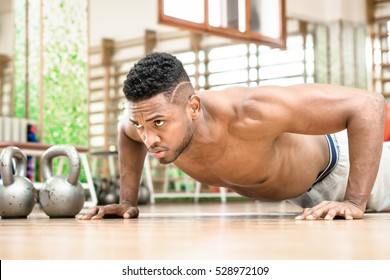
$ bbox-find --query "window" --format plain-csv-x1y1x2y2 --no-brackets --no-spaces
158,0,286,48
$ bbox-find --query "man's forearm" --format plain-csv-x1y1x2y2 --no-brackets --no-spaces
343,93,385,209
120,173,142,206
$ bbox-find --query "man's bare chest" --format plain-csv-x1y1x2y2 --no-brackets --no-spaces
175,145,276,187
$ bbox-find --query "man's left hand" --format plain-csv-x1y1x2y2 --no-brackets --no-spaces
295,200,365,220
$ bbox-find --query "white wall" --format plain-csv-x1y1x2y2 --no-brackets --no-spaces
338,0,367,22
286,0,367,23
89,0,175,46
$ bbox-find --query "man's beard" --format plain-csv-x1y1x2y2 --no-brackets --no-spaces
159,121,194,164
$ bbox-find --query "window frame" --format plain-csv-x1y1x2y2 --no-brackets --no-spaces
158,0,286,48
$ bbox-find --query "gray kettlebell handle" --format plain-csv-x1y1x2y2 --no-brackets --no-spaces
41,145,81,186
0,146,27,186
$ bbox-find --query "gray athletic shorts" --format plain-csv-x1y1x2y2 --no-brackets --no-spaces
290,130,390,211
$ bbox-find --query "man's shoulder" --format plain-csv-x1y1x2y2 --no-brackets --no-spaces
200,86,250,107
202,85,288,101
200,85,290,122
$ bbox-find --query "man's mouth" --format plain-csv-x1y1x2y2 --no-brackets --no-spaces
150,150,166,159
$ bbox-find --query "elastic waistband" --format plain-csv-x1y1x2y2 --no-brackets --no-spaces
312,134,339,185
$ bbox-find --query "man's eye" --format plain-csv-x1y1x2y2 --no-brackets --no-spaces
134,123,143,129
155,120,165,127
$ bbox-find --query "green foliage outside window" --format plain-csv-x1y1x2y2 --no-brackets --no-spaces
14,0,88,181
14,0,88,147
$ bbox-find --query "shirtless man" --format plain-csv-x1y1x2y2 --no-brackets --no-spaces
80,52,390,221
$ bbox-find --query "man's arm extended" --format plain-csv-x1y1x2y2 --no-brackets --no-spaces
254,83,386,220
79,115,147,220
117,119,147,216
298,84,384,219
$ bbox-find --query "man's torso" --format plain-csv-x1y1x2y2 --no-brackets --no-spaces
173,88,331,200
123,86,332,201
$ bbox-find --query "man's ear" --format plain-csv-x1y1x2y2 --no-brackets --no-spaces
188,95,201,118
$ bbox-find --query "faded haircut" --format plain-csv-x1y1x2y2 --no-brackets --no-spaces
123,52,192,103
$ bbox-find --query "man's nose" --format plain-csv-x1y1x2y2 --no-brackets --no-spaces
143,130,160,148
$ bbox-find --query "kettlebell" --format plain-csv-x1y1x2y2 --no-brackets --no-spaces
96,178,120,205
39,145,85,218
0,146,37,218
103,179,120,205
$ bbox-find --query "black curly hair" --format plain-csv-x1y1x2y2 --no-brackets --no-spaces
123,52,190,102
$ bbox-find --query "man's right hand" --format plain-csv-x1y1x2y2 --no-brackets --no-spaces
78,203,139,220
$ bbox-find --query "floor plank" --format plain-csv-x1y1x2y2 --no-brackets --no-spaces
1,201,390,259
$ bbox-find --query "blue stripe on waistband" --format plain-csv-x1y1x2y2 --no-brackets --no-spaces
312,134,339,185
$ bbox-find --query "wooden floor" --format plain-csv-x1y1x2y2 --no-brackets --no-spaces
1,200,390,260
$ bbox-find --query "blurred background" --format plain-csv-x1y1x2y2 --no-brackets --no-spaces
0,0,389,205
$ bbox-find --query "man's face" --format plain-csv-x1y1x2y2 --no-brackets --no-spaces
128,94,194,164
